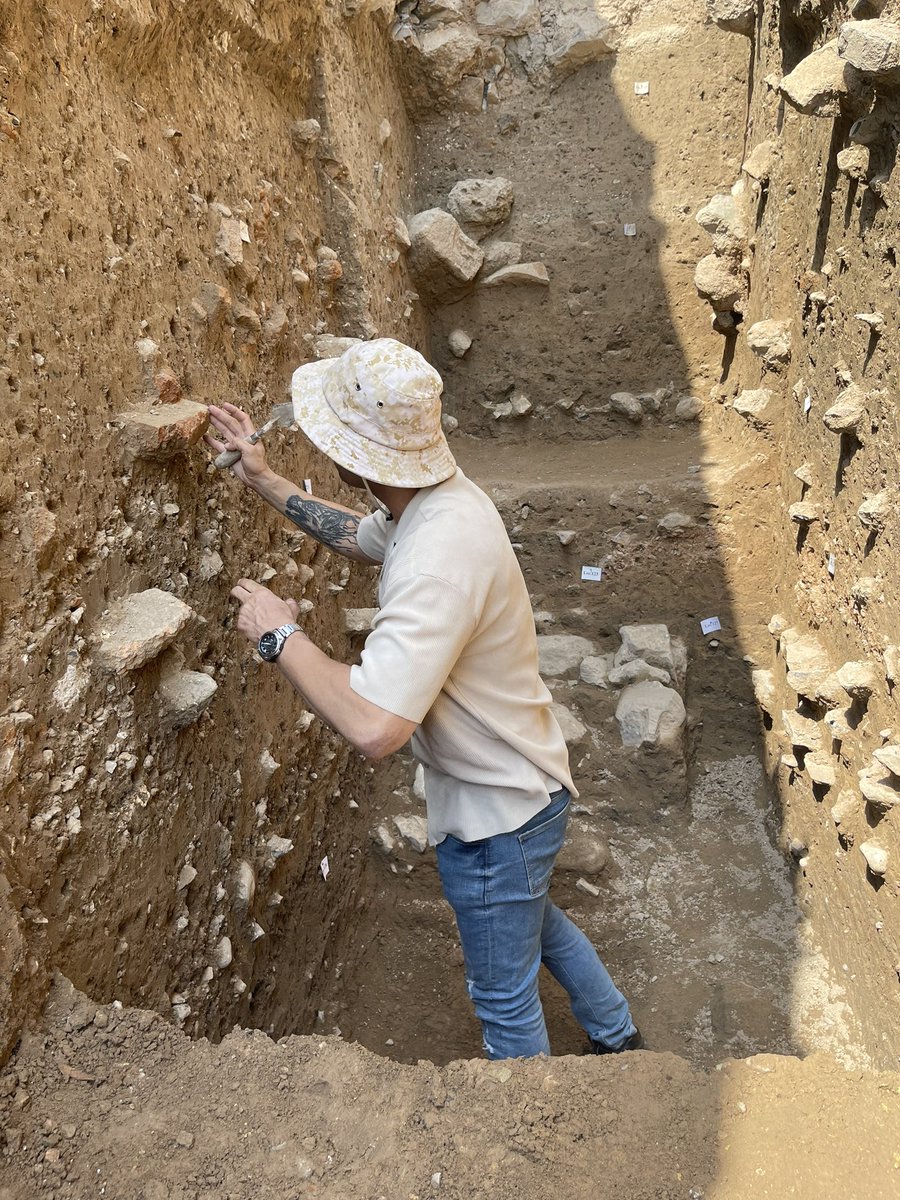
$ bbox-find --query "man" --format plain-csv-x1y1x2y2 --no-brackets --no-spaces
206,337,640,1060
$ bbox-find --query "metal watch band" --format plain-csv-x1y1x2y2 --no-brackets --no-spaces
260,623,301,662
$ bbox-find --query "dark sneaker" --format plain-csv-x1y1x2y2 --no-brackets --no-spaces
587,1028,645,1055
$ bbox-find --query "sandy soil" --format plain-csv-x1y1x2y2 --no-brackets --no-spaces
1,976,899,1200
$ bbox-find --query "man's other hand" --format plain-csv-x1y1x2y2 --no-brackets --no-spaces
206,403,271,486
230,579,303,643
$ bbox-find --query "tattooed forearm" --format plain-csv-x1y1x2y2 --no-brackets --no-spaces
284,495,363,557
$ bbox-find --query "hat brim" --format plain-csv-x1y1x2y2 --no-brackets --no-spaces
290,357,457,488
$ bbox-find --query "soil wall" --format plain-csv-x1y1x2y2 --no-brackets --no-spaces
0,0,422,1059
699,0,900,1068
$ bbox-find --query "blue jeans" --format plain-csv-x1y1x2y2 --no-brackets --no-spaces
435,789,636,1060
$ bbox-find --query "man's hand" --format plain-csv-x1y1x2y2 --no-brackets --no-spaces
230,579,304,644
206,403,271,487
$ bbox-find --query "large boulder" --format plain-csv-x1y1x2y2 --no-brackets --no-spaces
696,190,748,253
746,319,792,366
481,239,523,275
393,814,429,853
694,253,747,311
781,709,822,752
707,0,756,36
742,139,778,184
475,0,540,38
407,209,484,301
838,19,900,77
823,383,867,435
417,0,469,20
836,660,879,699
551,701,587,745
117,400,209,462
538,634,595,677
158,670,218,730
783,634,831,697
580,654,612,688
548,1,618,75
416,24,483,91
557,820,609,875
751,668,777,715
860,841,889,876
733,388,773,424
859,765,899,816
779,40,869,117
615,624,685,681
615,682,686,749
607,660,671,688
447,177,515,234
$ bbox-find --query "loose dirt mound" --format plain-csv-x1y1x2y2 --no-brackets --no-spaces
1,977,899,1200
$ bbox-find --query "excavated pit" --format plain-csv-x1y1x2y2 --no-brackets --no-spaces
2,0,900,1196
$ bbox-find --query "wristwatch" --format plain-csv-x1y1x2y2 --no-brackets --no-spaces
258,623,301,662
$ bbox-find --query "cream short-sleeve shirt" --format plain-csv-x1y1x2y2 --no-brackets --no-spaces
349,469,576,845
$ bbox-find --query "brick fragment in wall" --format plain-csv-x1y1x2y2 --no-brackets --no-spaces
116,400,209,462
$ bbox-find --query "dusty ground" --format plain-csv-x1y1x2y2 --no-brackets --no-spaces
1,976,899,1200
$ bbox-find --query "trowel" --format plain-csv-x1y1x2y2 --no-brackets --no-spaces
213,401,295,470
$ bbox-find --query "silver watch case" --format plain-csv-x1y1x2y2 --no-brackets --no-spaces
258,623,300,662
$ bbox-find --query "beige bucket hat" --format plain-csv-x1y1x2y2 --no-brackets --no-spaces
290,338,457,488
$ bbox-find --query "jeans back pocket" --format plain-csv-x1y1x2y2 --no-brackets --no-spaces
517,800,570,898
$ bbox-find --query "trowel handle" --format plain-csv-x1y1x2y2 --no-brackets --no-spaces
214,448,243,469
213,413,282,470
215,426,264,470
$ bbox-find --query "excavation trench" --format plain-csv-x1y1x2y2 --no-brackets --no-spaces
225,432,866,1071
3,2,900,1193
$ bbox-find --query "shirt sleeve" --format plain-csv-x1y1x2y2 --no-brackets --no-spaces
349,573,477,723
356,511,390,563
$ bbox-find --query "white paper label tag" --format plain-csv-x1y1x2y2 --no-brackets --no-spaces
827,553,836,577
804,395,812,414
700,616,722,635
624,223,637,237
581,565,603,582
320,855,330,880
304,479,313,494
634,81,650,95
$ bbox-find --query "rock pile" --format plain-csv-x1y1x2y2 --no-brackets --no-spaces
392,0,623,111
537,624,688,753
611,626,688,751
693,183,750,334
756,615,896,884
407,175,550,309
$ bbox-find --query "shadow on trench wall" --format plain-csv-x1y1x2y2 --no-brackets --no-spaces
420,55,709,437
